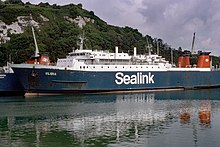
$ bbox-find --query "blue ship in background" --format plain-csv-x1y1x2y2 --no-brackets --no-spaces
0,27,44,96
0,64,24,96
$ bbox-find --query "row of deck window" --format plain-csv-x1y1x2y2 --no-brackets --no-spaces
70,53,128,57
79,66,161,69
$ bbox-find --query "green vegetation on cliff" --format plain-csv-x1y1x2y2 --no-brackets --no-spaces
0,1,219,66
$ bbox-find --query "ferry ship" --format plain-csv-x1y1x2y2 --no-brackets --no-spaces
10,37,220,95
0,63,24,96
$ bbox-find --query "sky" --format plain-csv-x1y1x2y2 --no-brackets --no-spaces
22,0,220,56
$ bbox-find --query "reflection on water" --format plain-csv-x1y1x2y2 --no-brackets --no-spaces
1,89,220,147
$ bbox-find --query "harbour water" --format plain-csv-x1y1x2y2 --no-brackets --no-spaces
1,89,220,147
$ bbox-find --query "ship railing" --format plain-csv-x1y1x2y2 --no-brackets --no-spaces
49,63,56,66
84,61,133,65
82,60,166,66
211,65,220,71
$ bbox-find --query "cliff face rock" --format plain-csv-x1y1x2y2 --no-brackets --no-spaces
64,16,94,28
0,15,48,44
0,14,93,44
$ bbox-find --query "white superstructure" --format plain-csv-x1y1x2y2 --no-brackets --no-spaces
11,36,212,72
55,36,172,72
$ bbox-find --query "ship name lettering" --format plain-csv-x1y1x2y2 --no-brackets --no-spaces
45,72,57,76
115,72,154,85
0,74,6,79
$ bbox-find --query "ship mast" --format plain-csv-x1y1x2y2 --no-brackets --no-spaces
78,32,85,50
146,38,152,56
191,32,196,54
32,26,40,57
157,40,159,55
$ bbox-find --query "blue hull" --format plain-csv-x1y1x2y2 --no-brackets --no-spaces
0,73,24,96
11,67,220,94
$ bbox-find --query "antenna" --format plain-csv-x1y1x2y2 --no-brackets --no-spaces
171,48,173,65
32,26,40,57
191,32,196,53
78,32,85,50
157,40,159,55
146,37,152,56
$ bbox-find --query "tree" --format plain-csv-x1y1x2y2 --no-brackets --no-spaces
77,3,82,9
5,0,23,4
178,47,182,52
38,2,50,7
